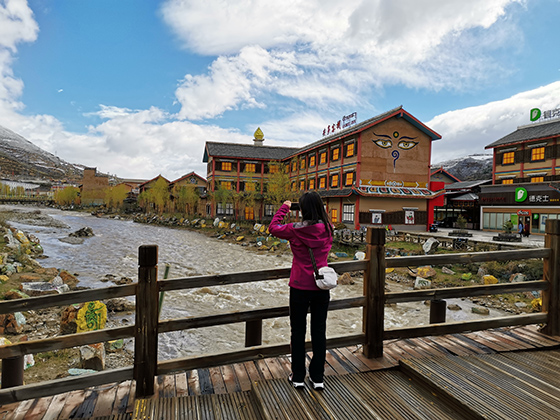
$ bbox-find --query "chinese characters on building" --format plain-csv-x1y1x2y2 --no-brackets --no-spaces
322,112,357,136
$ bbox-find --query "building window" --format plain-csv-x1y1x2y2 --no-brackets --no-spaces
300,180,305,190
502,179,514,184
226,203,234,215
344,172,354,186
531,147,545,161
245,163,256,173
269,164,279,174
245,182,256,192
319,151,327,164
331,208,338,223
220,181,232,190
531,176,544,183
244,207,254,220
309,155,316,167
502,152,514,165
319,177,326,189
264,204,274,217
300,159,306,170
331,147,340,161
221,162,232,171
331,174,339,188
309,178,315,189
345,142,355,158
343,204,354,222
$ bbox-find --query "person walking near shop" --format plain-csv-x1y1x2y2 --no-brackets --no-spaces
268,192,334,390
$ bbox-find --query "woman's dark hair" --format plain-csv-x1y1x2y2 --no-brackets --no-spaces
298,191,333,236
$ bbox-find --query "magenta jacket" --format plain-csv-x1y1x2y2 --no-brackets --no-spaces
268,203,333,290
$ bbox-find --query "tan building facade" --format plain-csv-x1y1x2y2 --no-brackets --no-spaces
203,107,443,231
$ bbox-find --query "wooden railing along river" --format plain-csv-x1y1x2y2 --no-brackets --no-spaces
0,220,559,405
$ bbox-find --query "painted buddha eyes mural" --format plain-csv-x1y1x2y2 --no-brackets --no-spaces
372,131,418,170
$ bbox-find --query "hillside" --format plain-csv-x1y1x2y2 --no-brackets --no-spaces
432,154,493,181
0,125,83,181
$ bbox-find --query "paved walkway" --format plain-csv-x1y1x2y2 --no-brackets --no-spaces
409,227,545,248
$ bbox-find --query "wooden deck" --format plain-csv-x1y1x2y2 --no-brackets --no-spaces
1,325,560,419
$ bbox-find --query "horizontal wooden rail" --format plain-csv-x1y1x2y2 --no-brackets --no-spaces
0,326,135,359
0,367,133,405
387,248,551,268
156,334,366,376
158,260,367,292
158,296,366,334
384,313,548,340
0,284,136,315
386,280,548,304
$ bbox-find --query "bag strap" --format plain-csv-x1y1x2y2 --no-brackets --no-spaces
307,247,321,277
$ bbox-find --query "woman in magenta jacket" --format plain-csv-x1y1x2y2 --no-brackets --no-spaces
268,191,333,390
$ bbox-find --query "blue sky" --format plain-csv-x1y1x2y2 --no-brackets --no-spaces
1,0,559,180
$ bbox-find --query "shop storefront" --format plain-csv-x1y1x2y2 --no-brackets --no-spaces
479,184,560,234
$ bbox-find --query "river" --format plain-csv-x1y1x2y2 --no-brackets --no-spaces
4,205,508,361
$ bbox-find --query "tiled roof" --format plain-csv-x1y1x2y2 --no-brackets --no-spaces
485,119,560,149
203,142,298,162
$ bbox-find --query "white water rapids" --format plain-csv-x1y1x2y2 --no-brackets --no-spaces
4,205,508,361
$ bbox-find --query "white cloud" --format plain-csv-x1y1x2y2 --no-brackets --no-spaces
430,81,560,164
163,0,525,120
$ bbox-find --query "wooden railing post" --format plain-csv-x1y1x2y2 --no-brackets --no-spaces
363,227,386,358
134,245,159,398
543,219,560,336
245,320,263,347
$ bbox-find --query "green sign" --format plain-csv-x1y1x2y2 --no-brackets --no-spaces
530,108,541,122
515,187,528,202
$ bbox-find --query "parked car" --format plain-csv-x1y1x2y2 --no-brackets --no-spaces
434,217,456,228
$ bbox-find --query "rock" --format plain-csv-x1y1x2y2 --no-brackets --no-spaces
106,339,124,353
417,266,437,278
448,304,462,311
106,298,135,312
0,313,23,334
60,305,81,335
483,275,499,285
441,266,455,275
79,343,105,371
414,277,432,290
58,236,85,245
4,289,29,300
422,237,439,254
77,301,107,332
338,272,354,285
20,282,59,296
472,306,490,315
510,273,527,283
69,227,94,237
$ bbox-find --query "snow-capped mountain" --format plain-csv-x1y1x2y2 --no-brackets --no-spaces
0,125,83,181
432,154,493,181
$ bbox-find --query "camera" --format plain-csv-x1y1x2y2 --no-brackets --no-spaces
290,203,300,211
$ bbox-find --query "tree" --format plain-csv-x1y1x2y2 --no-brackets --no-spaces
55,186,80,206
264,162,294,208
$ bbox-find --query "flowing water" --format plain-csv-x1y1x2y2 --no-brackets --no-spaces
4,205,508,361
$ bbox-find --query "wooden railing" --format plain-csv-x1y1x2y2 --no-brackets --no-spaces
0,220,559,404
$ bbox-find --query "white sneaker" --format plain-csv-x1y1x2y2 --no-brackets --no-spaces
288,374,304,389
310,379,324,390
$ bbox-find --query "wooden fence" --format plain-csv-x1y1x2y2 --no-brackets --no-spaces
0,220,559,404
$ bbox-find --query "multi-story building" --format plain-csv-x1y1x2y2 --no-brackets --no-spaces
203,106,444,231
480,113,560,234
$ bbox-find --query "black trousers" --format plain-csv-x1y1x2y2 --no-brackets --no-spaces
289,287,330,382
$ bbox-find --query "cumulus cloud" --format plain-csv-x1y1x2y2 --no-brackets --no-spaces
163,0,524,120
430,81,560,164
